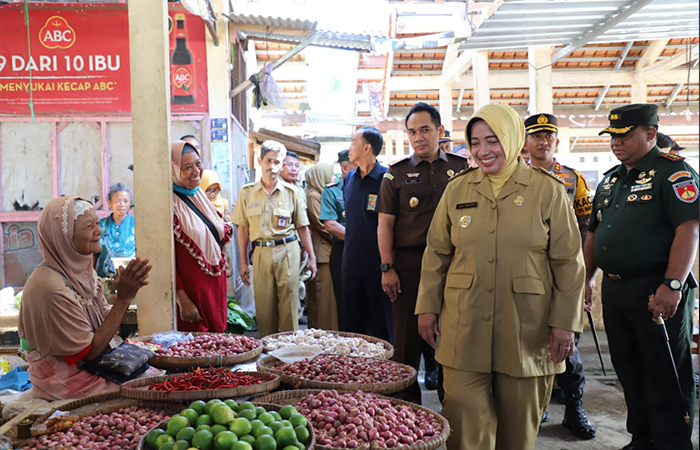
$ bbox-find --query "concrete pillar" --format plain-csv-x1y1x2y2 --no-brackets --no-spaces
472,51,490,111
439,85,453,133
384,131,394,160
396,130,406,157
528,46,553,114
557,126,571,155
128,0,176,334
631,79,648,103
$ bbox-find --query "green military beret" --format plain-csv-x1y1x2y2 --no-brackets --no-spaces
337,149,350,163
599,103,659,136
524,113,558,134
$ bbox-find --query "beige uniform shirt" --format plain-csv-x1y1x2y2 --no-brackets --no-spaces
232,178,309,241
416,161,585,378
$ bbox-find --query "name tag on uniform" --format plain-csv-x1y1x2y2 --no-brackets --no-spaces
598,189,611,197
367,194,378,211
277,216,288,227
405,179,421,184
456,202,478,209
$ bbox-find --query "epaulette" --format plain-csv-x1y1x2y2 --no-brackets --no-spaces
242,181,258,189
532,166,565,185
280,180,300,192
659,153,685,162
603,165,620,175
389,156,410,166
325,182,339,187
449,166,479,180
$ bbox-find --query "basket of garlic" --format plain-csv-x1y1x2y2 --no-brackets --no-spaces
261,329,393,360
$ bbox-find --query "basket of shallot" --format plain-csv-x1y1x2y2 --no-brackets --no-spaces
261,329,393,360
254,389,449,450
257,354,416,394
136,332,262,370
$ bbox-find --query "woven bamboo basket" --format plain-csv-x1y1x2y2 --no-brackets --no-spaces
137,402,316,450
256,355,416,394
262,331,393,360
253,389,450,450
120,370,281,402
136,332,263,370
31,391,184,437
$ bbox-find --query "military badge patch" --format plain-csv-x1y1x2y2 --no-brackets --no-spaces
672,180,698,203
367,194,378,211
668,171,691,182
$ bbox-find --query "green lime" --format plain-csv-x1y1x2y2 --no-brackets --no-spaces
294,442,305,450
230,417,253,437
232,441,254,450
196,414,212,427
180,408,199,426
250,419,265,435
275,427,298,447
189,400,207,416
238,408,256,421
254,434,277,450
147,428,166,448
214,431,238,450
210,424,228,436
238,401,255,411
280,420,293,429
254,406,267,417
158,443,175,450
225,399,239,411
283,446,300,450
278,405,297,420
173,440,192,450
253,426,273,439
257,412,274,427
270,421,284,433
167,415,191,437
270,412,282,421
155,433,175,449
289,414,307,428
192,429,215,450
210,403,235,425
205,399,224,415
176,426,196,442
240,435,256,446
196,425,212,433
294,426,309,444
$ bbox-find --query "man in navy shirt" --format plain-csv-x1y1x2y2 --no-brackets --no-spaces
343,127,393,342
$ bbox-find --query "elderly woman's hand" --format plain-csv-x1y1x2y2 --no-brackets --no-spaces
548,327,575,364
114,257,151,302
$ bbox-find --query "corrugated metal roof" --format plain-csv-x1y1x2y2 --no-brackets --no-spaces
226,13,317,32
460,0,699,51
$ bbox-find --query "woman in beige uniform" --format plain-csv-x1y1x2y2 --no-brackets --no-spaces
416,103,585,450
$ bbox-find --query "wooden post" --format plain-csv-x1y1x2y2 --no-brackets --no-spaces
472,51,490,111
128,0,176,334
631,79,648,103
528,46,553,115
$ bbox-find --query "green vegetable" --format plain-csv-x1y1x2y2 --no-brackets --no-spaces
14,291,22,310
226,296,255,331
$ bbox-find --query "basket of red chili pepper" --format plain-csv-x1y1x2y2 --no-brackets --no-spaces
120,369,280,401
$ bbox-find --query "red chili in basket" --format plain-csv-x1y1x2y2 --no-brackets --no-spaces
148,368,263,392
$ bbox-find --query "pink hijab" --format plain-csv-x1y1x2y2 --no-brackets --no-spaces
171,141,227,276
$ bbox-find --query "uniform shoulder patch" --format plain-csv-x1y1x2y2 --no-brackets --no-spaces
389,156,410,166
532,167,565,184
659,152,685,162
449,166,479,180
383,172,395,180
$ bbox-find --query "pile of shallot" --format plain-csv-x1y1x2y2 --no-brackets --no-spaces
295,390,442,448
21,407,169,450
156,334,260,358
275,355,412,384
263,329,387,358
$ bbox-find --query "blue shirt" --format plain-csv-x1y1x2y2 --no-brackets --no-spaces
99,214,136,258
342,160,387,268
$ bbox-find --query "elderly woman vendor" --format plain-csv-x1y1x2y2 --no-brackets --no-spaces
18,196,151,400
416,104,585,450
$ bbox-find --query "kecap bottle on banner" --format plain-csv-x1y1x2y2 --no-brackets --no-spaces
171,13,195,105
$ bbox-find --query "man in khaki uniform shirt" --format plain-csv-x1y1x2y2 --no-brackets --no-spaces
232,141,317,337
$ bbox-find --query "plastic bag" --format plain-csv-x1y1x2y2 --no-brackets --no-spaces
150,331,193,349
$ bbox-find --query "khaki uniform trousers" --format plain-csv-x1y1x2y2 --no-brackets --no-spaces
443,366,554,450
307,262,338,330
252,240,301,337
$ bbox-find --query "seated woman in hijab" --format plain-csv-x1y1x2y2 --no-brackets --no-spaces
172,141,233,332
200,169,231,221
18,196,151,401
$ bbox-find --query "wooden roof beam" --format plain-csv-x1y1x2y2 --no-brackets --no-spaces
636,39,670,70
636,44,699,79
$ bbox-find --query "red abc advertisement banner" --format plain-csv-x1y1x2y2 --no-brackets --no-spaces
0,3,208,115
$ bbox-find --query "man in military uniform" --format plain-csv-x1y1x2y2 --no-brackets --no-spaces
343,127,393,342
232,140,317,338
584,104,698,450
377,102,469,404
319,149,357,331
524,113,595,440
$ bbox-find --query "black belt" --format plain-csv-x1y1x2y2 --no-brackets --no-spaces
604,263,667,281
253,235,297,248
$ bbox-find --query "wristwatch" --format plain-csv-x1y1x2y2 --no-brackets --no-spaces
380,263,394,272
662,278,683,291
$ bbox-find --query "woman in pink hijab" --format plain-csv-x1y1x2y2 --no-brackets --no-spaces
18,196,151,400
172,140,233,332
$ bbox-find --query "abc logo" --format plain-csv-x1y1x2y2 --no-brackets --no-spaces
39,16,76,49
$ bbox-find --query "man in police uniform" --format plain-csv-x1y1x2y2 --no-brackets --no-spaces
584,104,698,450
232,140,317,338
319,149,356,331
377,102,469,404
343,127,393,342
438,129,453,153
524,113,595,439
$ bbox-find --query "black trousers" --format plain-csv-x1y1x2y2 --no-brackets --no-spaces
343,263,393,343
602,274,695,450
330,240,345,330
556,332,585,393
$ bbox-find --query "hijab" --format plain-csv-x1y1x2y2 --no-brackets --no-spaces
171,141,227,276
199,169,229,216
305,163,334,194
466,104,525,197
